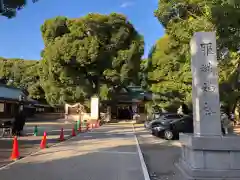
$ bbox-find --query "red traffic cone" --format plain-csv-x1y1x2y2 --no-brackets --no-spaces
59,128,64,141
10,136,20,160
71,128,76,137
40,132,47,149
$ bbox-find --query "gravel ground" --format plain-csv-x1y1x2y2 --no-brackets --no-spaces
134,125,184,180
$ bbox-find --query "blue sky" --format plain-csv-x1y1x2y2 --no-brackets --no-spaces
0,0,164,60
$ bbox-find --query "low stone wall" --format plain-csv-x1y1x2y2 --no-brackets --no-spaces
65,113,95,123
27,113,64,122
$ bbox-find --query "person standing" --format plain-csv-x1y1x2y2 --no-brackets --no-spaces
12,105,26,136
221,111,229,135
230,113,236,125
177,103,189,115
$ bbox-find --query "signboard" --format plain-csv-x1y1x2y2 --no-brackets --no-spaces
0,103,4,112
91,97,99,119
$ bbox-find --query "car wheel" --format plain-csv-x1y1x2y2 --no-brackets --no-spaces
151,130,155,136
164,130,174,140
149,128,154,135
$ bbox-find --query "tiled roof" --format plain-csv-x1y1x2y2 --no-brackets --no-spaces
0,84,26,101
126,86,152,101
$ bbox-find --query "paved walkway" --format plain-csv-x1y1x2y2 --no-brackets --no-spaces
134,126,183,180
0,122,75,168
0,125,146,180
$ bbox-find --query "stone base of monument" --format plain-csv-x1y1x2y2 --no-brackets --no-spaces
176,133,240,180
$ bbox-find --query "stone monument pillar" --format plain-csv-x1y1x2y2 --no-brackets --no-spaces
177,32,240,180
91,96,99,120
191,32,222,136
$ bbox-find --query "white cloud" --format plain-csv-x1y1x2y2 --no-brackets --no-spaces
120,1,134,8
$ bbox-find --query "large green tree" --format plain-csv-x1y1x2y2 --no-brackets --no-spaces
0,0,39,18
148,0,240,111
40,13,144,105
139,58,148,89
145,35,192,110
0,57,46,102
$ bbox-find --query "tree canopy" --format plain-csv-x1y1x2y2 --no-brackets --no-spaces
145,35,192,110
0,13,143,106
3,0,240,114
0,57,46,102
143,0,240,111
40,13,144,105
0,0,39,18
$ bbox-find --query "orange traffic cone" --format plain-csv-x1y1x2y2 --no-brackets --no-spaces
10,136,20,160
59,128,64,141
40,132,47,149
71,127,76,137
91,123,94,129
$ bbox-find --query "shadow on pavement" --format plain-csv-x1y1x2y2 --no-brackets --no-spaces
134,125,183,180
0,124,183,180
0,122,106,168
0,140,182,180
0,144,145,180
0,127,76,168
